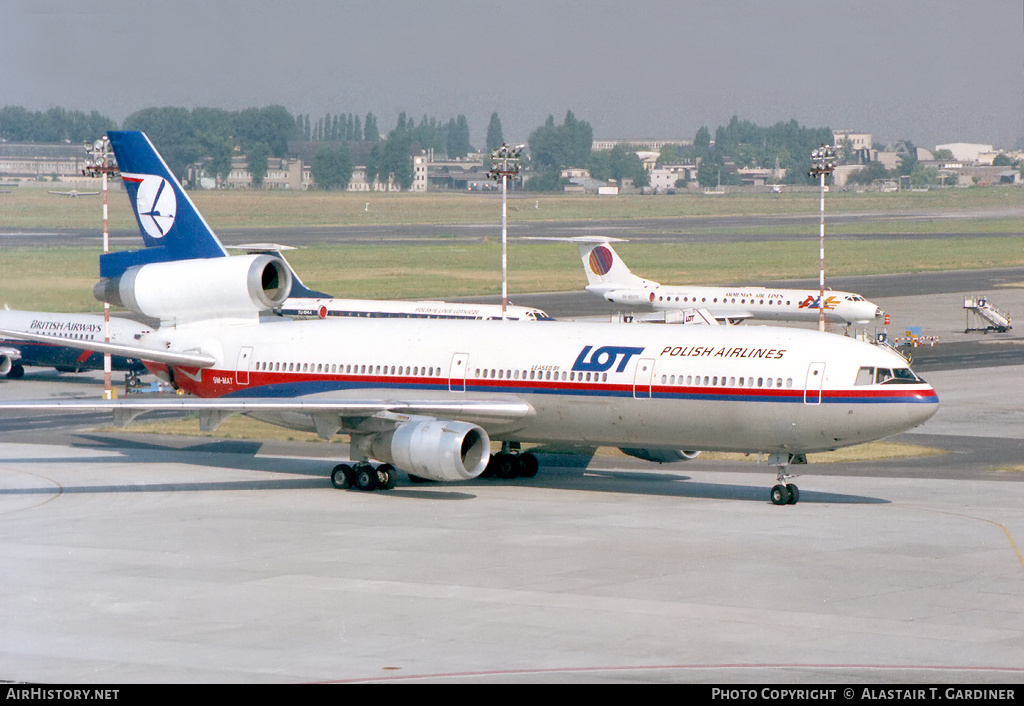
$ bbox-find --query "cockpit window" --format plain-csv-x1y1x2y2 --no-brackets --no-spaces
884,368,921,384
857,366,922,385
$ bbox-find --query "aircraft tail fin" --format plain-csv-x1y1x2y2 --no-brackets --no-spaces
102,131,228,278
572,237,658,294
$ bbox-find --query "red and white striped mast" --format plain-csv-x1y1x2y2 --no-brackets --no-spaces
83,136,119,398
809,145,837,333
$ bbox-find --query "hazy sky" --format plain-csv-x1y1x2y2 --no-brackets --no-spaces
6,0,1022,149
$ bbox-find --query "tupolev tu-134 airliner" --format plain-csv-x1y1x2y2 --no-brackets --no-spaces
0,131,938,505
566,237,883,326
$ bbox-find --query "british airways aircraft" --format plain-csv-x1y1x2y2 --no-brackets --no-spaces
0,309,149,378
0,131,938,505
568,237,883,326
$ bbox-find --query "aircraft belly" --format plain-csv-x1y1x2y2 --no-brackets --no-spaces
511,395,923,454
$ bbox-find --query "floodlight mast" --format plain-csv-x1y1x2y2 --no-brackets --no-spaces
488,144,524,320
808,145,837,333
83,136,119,398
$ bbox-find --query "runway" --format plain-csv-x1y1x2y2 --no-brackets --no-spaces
1,222,1023,682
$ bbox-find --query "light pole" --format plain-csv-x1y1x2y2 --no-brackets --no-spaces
82,136,119,398
487,144,524,320
809,145,837,333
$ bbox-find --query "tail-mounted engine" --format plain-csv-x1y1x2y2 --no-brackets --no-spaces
94,254,292,324
619,448,701,463
363,419,492,482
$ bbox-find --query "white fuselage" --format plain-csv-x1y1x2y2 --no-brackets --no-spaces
277,298,553,322
597,283,883,325
152,317,936,455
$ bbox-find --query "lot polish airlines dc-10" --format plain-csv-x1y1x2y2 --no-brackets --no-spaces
0,132,938,505
568,237,883,326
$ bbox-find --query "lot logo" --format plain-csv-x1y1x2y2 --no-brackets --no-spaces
572,345,645,372
588,246,615,276
134,174,176,240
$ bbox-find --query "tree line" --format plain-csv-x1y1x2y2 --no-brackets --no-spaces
6,103,942,191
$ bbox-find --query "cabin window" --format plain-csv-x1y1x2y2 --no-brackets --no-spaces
757,377,763,387
729,376,735,386
786,378,793,388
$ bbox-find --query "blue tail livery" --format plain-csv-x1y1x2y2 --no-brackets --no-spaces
103,131,227,277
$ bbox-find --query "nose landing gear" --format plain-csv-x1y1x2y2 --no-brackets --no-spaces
766,452,806,505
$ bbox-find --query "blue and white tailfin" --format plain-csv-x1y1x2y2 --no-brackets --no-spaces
102,131,228,278
571,237,659,297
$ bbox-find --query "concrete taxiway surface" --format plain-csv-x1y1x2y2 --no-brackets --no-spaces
0,278,1022,683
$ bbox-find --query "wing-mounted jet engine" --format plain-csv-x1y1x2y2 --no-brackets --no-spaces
331,418,492,490
94,254,292,325
0,347,21,376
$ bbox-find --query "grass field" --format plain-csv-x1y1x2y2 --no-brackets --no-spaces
1,185,1021,309
2,183,1022,230
3,236,1023,311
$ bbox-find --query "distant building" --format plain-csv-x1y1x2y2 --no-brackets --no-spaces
935,143,995,163
649,164,697,192
0,143,90,180
591,138,693,152
225,156,305,189
833,130,872,163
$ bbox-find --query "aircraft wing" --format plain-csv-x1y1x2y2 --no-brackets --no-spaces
0,396,535,437
0,329,216,368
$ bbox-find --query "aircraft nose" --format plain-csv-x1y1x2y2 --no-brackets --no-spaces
909,382,940,427
874,307,884,319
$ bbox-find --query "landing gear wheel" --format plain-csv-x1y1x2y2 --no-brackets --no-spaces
492,453,520,479
376,464,397,490
518,452,539,478
354,466,378,492
770,484,791,506
331,464,353,490
786,484,799,504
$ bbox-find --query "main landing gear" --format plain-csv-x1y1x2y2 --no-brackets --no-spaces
331,463,397,492
767,452,806,505
481,446,539,480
